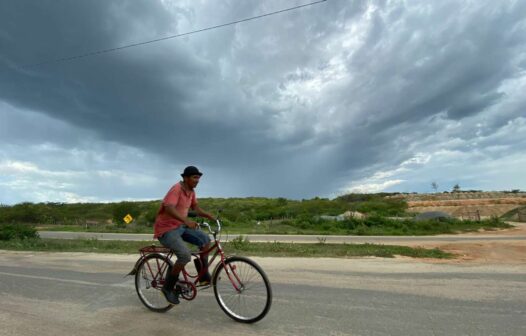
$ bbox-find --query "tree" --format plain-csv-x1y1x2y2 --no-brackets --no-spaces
431,182,438,193
452,184,461,193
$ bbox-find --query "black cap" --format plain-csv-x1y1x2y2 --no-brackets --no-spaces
181,166,203,177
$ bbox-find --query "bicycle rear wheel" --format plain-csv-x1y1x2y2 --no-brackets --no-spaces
134,253,174,313
213,256,272,323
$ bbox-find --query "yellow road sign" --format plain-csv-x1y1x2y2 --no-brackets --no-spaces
123,214,133,224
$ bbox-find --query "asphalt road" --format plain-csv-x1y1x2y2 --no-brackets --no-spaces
38,231,526,244
1,252,525,336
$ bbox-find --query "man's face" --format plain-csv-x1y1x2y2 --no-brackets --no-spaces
184,175,201,189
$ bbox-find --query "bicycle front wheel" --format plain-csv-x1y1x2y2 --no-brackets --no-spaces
134,253,174,313
213,256,272,323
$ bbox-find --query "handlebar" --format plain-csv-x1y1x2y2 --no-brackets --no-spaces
198,219,222,235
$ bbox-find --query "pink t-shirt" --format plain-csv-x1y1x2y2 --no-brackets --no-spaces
153,182,197,238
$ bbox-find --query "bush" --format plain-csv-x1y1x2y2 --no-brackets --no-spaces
139,202,160,227
0,223,39,241
112,202,141,227
0,202,42,223
230,235,250,250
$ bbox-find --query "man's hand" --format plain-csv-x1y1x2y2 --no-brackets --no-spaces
184,219,198,229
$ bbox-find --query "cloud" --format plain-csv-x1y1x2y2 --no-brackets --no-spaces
342,179,405,194
0,0,525,203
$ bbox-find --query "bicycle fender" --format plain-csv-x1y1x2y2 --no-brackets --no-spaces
126,253,173,277
125,256,146,277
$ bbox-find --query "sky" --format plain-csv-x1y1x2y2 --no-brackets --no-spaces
1,0,525,204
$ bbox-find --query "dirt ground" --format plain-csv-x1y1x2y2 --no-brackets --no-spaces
399,222,526,264
408,204,520,217
400,192,526,218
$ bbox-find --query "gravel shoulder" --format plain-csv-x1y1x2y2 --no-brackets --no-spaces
394,222,526,264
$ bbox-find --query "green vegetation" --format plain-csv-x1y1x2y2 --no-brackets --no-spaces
28,217,511,235
220,216,510,236
0,194,512,235
200,197,350,222
335,193,408,216
35,224,153,233
226,240,452,259
112,202,141,227
0,194,514,258
0,194,406,227
325,216,512,235
0,223,39,241
0,200,161,227
0,238,453,259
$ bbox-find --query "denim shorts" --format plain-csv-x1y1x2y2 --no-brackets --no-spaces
158,226,211,265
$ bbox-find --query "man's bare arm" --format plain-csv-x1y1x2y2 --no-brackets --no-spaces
193,205,215,221
164,205,198,228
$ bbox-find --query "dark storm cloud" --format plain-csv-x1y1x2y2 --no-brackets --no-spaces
1,0,525,201
323,0,526,181
1,0,357,198
0,0,281,165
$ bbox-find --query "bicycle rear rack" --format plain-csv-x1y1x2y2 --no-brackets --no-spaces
139,245,171,255
126,245,172,277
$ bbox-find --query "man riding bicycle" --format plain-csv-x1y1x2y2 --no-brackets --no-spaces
153,165,216,304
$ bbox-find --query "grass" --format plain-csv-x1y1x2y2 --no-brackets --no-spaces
36,225,153,234
0,238,453,259
337,217,514,236
36,217,513,236
226,241,452,258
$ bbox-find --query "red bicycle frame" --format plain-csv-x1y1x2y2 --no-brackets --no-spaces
136,226,244,292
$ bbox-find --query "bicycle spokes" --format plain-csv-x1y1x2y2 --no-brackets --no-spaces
134,254,174,312
225,263,245,292
213,257,272,323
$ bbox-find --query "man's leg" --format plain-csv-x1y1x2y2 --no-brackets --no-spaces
158,228,192,304
199,242,211,284
182,228,212,284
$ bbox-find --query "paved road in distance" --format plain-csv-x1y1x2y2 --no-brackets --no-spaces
38,231,526,244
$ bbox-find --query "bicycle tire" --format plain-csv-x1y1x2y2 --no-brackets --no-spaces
212,256,272,323
134,253,174,313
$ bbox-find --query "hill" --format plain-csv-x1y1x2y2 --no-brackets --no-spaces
387,191,526,219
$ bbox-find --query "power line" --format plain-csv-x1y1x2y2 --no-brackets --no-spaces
25,0,327,68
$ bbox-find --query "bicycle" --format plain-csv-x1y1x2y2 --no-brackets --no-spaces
128,218,272,323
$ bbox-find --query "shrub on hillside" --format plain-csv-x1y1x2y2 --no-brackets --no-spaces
137,202,161,227
0,202,42,224
112,202,141,227
352,199,408,216
0,223,39,241
336,194,408,216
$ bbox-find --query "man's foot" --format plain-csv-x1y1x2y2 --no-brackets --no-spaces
161,287,180,304
161,271,180,304
198,272,212,286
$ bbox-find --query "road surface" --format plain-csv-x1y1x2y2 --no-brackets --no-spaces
1,251,525,336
